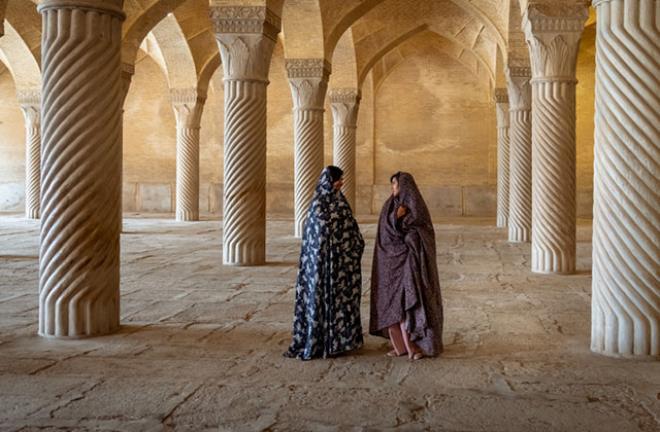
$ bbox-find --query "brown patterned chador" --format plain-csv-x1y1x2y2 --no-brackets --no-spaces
369,172,444,359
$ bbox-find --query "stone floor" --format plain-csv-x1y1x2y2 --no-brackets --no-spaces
0,214,658,432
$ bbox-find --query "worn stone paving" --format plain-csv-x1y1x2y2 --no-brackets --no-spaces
0,214,658,432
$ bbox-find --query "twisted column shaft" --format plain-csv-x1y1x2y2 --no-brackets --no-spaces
212,6,280,265
38,0,125,337
330,88,360,211
506,67,533,243
494,88,510,228
18,90,41,219
171,88,205,222
590,0,659,357
524,4,588,274
286,59,329,237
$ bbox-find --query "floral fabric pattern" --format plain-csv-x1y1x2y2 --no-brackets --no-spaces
285,168,365,360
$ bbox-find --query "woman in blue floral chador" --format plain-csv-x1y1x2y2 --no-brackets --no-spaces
284,166,365,360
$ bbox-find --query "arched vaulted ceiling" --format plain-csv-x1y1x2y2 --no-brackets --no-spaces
146,13,197,89
372,30,494,92
0,0,593,102
329,28,358,89
282,0,324,59
322,0,508,62
0,20,40,89
348,0,499,89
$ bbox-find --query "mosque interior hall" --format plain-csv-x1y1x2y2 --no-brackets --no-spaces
0,0,658,430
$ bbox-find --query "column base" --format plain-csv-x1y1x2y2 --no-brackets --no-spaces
508,226,530,243
176,210,199,222
590,347,659,361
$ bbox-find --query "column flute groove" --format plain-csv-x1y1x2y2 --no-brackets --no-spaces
38,0,125,337
590,0,659,358
18,90,41,219
506,67,533,243
171,88,205,222
524,4,588,274
330,88,360,211
287,59,329,238
494,88,510,228
212,6,280,265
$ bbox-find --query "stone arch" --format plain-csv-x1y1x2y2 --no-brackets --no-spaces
148,14,198,90
358,25,427,88
197,53,221,97
282,0,324,59
324,0,507,65
121,0,189,70
495,45,507,89
371,30,494,92
0,20,40,90
323,0,384,60
3,0,41,62
359,26,495,89
329,27,358,89
507,0,528,67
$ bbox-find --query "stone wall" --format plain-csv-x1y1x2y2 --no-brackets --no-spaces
575,24,595,218
372,40,497,216
0,31,597,218
0,71,24,212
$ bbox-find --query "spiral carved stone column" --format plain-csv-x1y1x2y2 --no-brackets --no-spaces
506,67,533,243
590,0,659,358
38,0,124,337
494,88,510,228
330,88,360,211
524,4,588,274
18,90,41,219
286,59,329,237
212,6,280,265
171,88,205,222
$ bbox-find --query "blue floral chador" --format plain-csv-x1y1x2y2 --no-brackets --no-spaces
284,168,365,360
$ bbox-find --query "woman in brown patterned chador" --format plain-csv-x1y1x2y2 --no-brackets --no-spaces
369,172,443,360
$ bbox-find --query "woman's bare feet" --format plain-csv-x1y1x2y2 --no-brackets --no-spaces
386,349,407,357
409,351,424,361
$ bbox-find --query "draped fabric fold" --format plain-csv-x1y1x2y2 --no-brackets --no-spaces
285,167,365,360
369,172,444,356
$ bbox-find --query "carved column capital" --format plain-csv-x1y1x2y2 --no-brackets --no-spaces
329,88,360,128
170,87,206,129
505,66,532,111
494,88,509,129
38,0,125,18
211,6,281,82
494,87,509,104
286,58,330,110
210,5,280,40
17,89,41,125
523,3,589,80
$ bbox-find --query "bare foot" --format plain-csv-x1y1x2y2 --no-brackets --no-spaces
409,352,424,361
386,349,406,357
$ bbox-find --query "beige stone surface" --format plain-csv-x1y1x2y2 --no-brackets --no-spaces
1,215,659,430
37,0,124,338
590,0,659,358
524,3,588,275
286,58,329,237
494,88,509,228
0,1,600,221
373,32,496,190
506,66,532,243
